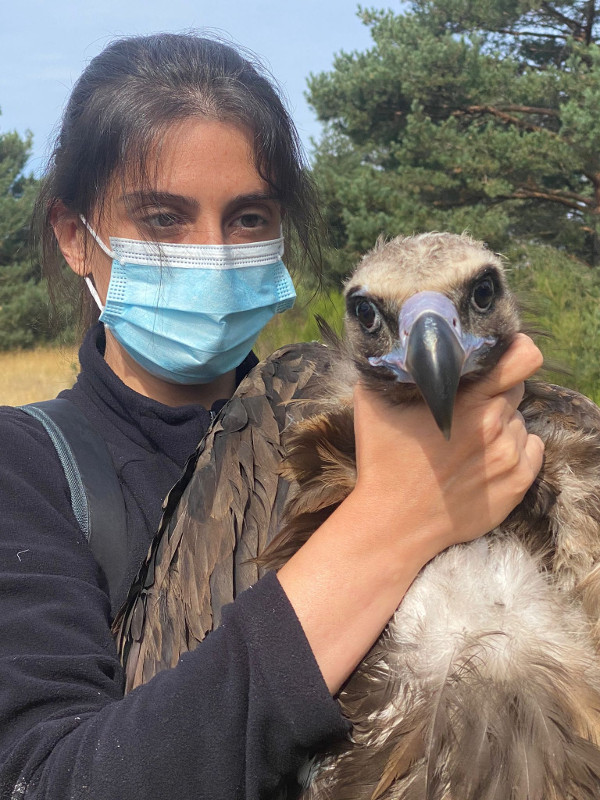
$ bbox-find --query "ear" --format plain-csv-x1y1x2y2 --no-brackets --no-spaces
50,203,88,276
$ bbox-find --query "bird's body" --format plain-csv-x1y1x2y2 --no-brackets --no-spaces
301,535,600,799
115,233,600,799
280,383,600,799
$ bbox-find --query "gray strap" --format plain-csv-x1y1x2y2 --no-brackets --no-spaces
19,399,127,610
22,402,91,538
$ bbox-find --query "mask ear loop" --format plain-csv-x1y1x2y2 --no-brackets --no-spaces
79,214,115,312
84,276,104,313
79,214,115,259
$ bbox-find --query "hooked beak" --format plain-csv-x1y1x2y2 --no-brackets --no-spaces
369,292,495,439
404,311,464,439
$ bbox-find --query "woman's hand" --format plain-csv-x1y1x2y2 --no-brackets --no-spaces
352,332,545,564
278,334,544,693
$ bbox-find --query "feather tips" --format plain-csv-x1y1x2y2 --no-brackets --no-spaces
112,341,333,691
113,232,600,797
303,539,600,800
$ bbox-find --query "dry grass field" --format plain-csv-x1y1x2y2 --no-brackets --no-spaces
0,290,344,408
0,346,79,407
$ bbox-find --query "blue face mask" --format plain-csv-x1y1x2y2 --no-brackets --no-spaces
81,218,296,385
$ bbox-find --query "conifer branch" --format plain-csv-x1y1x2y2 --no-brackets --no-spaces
510,187,591,210
495,105,560,116
453,105,558,134
541,2,582,35
493,28,568,41
583,0,596,45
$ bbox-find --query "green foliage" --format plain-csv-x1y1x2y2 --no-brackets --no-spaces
506,243,600,402
0,123,51,348
307,1,600,398
309,2,600,283
255,283,345,358
0,119,76,349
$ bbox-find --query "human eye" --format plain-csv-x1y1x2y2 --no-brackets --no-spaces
231,211,269,230
139,209,185,231
227,198,280,242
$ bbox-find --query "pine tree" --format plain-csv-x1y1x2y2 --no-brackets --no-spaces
308,2,600,398
0,120,73,349
309,2,600,275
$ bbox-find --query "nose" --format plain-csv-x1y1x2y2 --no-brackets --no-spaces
188,212,227,245
192,225,226,245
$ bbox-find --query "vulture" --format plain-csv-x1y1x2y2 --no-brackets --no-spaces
114,232,600,800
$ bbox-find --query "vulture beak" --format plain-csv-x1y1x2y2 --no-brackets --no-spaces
369,291,496,440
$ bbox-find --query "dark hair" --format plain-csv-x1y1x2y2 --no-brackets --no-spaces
34,33,323,328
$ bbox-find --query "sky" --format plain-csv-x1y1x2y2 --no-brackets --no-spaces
1,0,397,175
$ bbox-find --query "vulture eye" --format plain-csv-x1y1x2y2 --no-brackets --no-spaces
471,276,495,312
355,299,381,332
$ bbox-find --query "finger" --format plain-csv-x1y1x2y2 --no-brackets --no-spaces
455,382,525,438
523,432,545,479
354,380,431,428
499,383,526,420
507,409,529,448
353,381,382,429
474,334,543,399
353,381,404,439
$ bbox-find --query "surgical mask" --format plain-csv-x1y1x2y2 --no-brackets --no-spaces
81,217,296,384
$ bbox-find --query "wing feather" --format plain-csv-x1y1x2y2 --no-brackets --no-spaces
113,342,332,692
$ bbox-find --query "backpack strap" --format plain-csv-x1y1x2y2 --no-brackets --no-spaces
19,398,127,610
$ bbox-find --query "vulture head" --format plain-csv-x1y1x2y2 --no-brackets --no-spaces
343,232,521,438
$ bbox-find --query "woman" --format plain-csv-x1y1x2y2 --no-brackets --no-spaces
0,33,543,799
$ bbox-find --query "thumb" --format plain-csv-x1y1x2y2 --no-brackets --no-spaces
470,334,543,400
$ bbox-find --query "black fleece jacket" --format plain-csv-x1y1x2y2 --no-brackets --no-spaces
0,324,347,800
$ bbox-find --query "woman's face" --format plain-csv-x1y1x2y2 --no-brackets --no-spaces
86,118,282,303
55,118,283,405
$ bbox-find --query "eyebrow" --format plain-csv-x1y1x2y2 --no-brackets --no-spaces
119,190,279,208
119,191,199,209
228,191,280,205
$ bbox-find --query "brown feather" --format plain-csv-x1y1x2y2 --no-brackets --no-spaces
115,232,600,798
258,234,600,799
112,341,334,691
